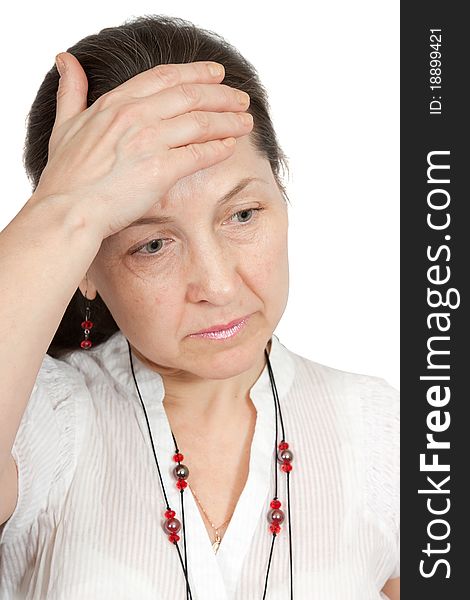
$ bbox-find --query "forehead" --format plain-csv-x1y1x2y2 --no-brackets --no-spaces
159,134,270,210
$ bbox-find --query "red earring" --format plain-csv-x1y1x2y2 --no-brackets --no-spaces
80,291,94,349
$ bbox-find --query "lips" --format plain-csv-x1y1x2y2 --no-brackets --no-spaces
191,314,251,335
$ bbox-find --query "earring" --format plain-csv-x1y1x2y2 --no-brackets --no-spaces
80,289,94,349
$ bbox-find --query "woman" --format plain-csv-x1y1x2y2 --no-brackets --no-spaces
0,15,399,600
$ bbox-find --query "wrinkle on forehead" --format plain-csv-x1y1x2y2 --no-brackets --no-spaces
159,135,264,211
163,167,212,209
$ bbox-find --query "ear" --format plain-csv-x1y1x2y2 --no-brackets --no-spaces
78,274,98,300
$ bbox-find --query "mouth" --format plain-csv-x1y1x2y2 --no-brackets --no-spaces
188,314,252,340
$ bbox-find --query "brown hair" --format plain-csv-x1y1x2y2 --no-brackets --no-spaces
23,14,290,357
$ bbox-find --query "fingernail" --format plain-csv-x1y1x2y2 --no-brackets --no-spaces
55,54,66,76
237,91,250,105
222,137,236,147
208,63,224,77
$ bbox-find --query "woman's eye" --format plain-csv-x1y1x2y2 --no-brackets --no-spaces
228,207,264,224
132,238,166,256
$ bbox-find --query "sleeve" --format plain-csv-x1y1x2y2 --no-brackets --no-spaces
0,353,90,546
359,375,400,581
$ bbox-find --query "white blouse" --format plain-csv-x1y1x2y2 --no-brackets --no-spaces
0,331,399,600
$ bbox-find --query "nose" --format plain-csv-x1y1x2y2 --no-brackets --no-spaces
185,236,240,304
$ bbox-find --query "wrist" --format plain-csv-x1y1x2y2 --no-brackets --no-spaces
26,192,104,246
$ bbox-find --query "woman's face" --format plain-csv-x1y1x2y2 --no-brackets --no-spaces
82,135,289,381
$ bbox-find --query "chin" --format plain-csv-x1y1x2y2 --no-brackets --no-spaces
187,328,271,379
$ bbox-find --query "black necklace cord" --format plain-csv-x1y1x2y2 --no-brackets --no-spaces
267,348,280,502
127,342,193,598
286,469,293,600
127,342,170,508
179,486,191,600
262,533,277,600
266,350,294,599
172,434,191,600
127,339,293,599
262,346,279,599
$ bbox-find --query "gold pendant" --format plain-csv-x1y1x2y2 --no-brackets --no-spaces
212,533,221,554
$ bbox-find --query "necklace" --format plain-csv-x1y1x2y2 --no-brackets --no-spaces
187,481,232,553
127,338,295,599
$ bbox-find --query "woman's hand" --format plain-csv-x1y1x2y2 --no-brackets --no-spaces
32,52,254,240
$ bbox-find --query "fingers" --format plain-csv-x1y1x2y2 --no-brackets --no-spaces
103,81,251,148
53,52,89,129
168,138,240,183
90,77,252,155
159,110,253,148
109,60,226,99
144,82,250,121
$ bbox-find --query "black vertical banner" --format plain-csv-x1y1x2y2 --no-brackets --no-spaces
401,3,468,598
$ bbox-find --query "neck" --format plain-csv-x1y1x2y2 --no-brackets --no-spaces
162,338,272,435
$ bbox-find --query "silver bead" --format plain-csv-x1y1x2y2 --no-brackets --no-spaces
277,449,294,463
267,508,285,524
173,463,190,480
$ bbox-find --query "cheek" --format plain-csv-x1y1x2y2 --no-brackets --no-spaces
242,216,289,294
90,256,185,331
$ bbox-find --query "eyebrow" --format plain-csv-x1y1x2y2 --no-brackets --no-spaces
122,176,266,229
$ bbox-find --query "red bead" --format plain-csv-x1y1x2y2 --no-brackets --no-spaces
81,320,94,329
269,523,281,535
279,441,289,450
281,462,293,472
168,533,180,543
173,453,184,462
270,499,282,509
164,509,176,519
176,479,188,490
80,340,92,349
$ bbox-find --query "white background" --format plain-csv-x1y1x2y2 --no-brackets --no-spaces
0,1,399,389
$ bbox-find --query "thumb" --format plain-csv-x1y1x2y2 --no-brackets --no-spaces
54,51,89,127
